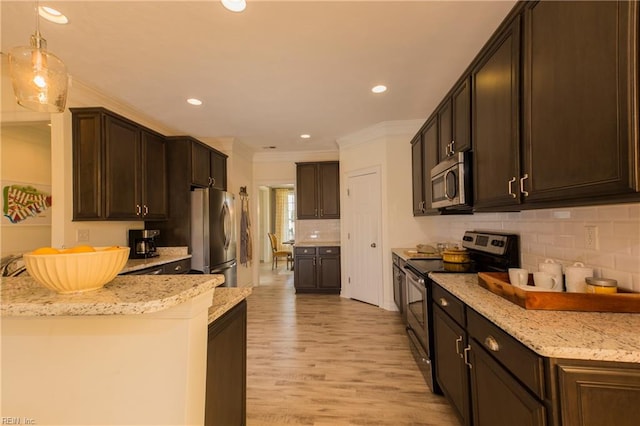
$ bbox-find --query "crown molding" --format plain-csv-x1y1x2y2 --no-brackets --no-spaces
253,149,339,163
336,119,424,149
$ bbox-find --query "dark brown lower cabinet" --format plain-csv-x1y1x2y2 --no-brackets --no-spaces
205,300,247,426
556,360,640,426
293,246,341,294
433,307,470,425
469,340,546,426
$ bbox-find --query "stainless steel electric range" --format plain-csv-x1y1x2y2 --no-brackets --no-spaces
403,230,520,394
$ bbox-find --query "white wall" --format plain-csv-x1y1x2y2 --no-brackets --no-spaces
0,123,52,255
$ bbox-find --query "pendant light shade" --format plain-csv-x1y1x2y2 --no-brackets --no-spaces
8,3,69,113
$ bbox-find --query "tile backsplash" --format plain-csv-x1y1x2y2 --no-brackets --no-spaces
421,202,640,292
295,219,340,243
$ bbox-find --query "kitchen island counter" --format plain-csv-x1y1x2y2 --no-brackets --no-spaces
1,274,228,425
1,274,223,317
430,273,640,363
208,286,252,324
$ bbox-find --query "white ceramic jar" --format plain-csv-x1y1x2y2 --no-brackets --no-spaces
564,262,593,293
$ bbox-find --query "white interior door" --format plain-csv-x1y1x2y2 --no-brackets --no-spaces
346,169,382,306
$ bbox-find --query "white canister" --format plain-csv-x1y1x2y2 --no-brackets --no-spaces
564,262,593,293
539,259,564,290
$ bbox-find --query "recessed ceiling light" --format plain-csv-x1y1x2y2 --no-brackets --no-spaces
38,6,69,24
187,98,203,106
221,0,247,13
300,134,311,139
371,85,387,94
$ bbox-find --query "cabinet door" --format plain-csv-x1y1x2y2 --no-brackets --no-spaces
141,131,168,220
438,99,453,161
522,0,638,204
294,256,317,290
206,300,247,426
318,254,340,290
72,111,103,220
433,307,470,426
452,76,471,154
191,141,211,188
421,118,440,215
210,150,227,191
411,133,425,215
472,16,522,211
557,362,640,426
104,115,141,219
469,340,546,426
296,163,318,219
318,162,340,218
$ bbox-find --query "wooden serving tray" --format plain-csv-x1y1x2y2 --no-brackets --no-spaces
478,272,640,313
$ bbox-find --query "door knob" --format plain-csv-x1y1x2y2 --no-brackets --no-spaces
370,243,377,248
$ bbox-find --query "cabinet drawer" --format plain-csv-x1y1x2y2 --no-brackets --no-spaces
432,283,466,326
318,246,339,255
162,258,191,274
295,247,317,255
467,308,545,399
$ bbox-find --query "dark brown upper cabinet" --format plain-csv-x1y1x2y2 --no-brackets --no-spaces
296,161,340,219
412,117,440,216
71,107,168,221
520,0,639,205
191,139,227,191
438,76,472,162
473,0,639,211
472,15,522,211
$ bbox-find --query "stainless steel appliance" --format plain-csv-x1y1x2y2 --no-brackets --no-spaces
430,152,472,210
404,231,519,394
191,188,237,287
128,229,159,259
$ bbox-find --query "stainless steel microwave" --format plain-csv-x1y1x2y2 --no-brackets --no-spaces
430,152,472,209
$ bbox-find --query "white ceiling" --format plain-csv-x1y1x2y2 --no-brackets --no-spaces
1,0,516,152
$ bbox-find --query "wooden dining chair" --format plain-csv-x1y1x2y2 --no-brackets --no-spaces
267,233,293,270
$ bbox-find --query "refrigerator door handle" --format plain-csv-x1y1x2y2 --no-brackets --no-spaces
222,201,232,250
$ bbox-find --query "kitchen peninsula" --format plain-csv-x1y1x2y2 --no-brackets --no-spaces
1,274,250,425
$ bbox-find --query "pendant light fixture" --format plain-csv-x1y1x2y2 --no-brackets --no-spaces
8,1,69,113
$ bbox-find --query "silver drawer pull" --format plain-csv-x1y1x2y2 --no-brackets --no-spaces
484,335,500,352
174,265,182,271
455,336,463,357
326,249,332,253
439,297,449,307
464,346,472,369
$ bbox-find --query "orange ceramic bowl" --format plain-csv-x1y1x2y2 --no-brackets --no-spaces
23,247,130,293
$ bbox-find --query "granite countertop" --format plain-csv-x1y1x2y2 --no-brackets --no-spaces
430,273,640,363
121,247,191,274
392,247,442,261
294,241,341,247
208,287,253,324
1,275,224,317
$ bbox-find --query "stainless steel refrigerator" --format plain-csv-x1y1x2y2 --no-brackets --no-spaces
190,188,237,287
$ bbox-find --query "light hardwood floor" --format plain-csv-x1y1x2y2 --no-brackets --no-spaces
246,263,459,426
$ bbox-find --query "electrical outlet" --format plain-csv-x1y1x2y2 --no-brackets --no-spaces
585,225,598,250
77,229,90,242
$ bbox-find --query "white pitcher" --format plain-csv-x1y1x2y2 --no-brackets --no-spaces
539,259,563,291
565,262,593,293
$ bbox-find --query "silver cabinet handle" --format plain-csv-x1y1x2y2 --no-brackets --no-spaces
174,265,182,271
439,297,448,307
320,208,323,217
520,174,529,197
464,346,472,368
314,208,318,217
211,177,216,186
455,336,463,357
484,335,500,352
508,177,517,198
136,204,142,216
143,205,149,216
